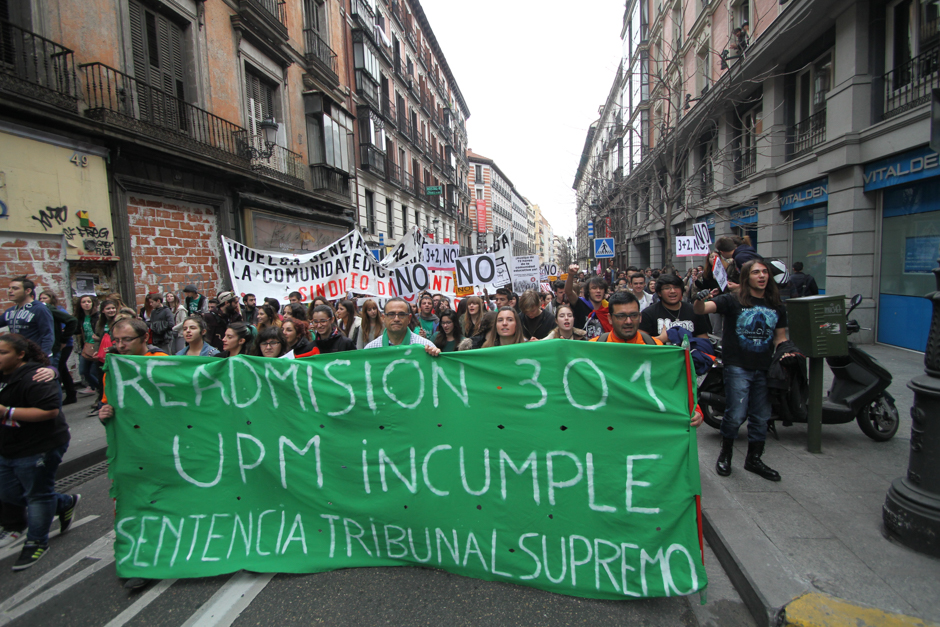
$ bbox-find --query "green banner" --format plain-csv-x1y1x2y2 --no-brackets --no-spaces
104,341,705,599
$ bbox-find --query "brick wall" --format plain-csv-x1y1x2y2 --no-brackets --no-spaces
0,235,67,311
127,196,223,307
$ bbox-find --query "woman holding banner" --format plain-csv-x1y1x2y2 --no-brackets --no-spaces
310,306,356,354
459,296,485,339
433,310,463,352
217,323,253,358
251,327,289,358
482,308,527,348
176,316,219,357
357,300,384,350
544,305,587,340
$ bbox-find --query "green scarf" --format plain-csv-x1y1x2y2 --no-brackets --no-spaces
381,329,416,347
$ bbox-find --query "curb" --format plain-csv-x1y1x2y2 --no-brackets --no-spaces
781,592,940,627
56,446,108,481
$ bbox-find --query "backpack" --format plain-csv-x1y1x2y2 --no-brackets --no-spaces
597,331,657,345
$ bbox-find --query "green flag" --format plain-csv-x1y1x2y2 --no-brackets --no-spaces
104,341,705,599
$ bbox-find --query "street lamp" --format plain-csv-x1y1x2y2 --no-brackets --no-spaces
246,117,279,161
432,217,440,241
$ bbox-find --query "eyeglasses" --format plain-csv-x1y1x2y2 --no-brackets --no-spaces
611,312,642,321
260,341,282,348
112,334,144,345
386,311,410,318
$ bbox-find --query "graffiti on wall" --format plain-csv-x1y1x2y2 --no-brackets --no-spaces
31,206,68,231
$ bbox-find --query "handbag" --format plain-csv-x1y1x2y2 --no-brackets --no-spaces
96,334,112,364
81,341,97,361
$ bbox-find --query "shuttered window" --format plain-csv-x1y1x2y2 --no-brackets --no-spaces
128,0,186,128
245,70,276,135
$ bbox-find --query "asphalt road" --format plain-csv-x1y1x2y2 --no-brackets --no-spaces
0,471,755,627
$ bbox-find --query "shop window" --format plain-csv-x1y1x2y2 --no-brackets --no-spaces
791,206,828,293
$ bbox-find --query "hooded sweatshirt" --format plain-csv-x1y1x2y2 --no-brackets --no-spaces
0,361,70,458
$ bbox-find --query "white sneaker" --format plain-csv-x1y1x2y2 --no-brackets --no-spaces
0,529,25,550
77,387,96,396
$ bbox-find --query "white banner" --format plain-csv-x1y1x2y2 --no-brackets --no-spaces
713,255,729,292
389,263,458,299
422,244,460,271
455,254,498,288
676,236,709,257
380,227,426,269
490,231,513,288
692,222,712,248
512,255,540,294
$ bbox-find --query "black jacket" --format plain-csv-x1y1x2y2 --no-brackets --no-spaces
47,306,78,348
204,307,244,351
520,308,555,340
148,305,175,345
789,272,819,298
314,329,356,354
0,362,70,458
768,340,808,423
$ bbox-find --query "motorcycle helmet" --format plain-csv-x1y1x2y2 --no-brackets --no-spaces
767,259,790,285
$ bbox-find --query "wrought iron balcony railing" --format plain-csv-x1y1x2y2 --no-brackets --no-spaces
80,62,247,165
310,164,352,199
237,132,308,188
0,19,77,110
386,161,402,187
246,0,285,26
350,0,375,33
420,90,431,115
383,97,397,127
883,48,940,119
304,29,339,86
402,169,414,196
355,69,381,110
787,108,826,159
390,0,403,28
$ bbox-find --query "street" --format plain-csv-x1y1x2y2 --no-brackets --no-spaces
0,470,753,627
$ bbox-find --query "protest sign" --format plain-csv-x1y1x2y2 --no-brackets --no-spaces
222,233,394,303
390,263,458,298
675,236,709,257
423,245,460,271
512,255,540,294
692,223,711,248
490,231,513,288
713,255,728,291
104,342,705,600
380,228,426,269
455,253,497,288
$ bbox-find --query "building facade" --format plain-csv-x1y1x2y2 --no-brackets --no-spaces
347,0,472,255
575,0,940,351
1,0,357,308
467,150,528,253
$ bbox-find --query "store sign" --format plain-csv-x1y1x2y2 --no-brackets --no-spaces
864,147,940,192
779,179,828,212
729,206,758,225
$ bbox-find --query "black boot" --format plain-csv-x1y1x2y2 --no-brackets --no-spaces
716,438,734,476
744,441,781,481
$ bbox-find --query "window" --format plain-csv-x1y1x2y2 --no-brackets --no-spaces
735,105,760,180
128,0,187,127
474,164,483,182
307,106,353,173
415,209,420,230
696,45,711,96
354,38,381,84
795,51,832,122
386,198,394,237
699,135,715,195
402,204,408,230
359,110,385,148
245,70,278,137
365,191,376,234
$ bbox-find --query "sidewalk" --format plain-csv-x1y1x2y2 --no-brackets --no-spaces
697,343,940,626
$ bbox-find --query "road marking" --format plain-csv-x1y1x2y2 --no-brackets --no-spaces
0,530,115,626
103,579,178,627
0,515,100,562
180,571,275,627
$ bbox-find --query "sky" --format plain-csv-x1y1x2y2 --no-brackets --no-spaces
419,1,626,239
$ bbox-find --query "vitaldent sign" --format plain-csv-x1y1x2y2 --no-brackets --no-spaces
863,147,940,192
730,205,758,225
779,178,828,212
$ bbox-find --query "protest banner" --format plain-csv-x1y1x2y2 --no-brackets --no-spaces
103,342,706,600
423,245,460,271
512,255,540,294
675,236,709,257
713,255,729,291
390,263,458,299
455,254,497,288
380,228,426,269
222,232,394,303
490,231,513,288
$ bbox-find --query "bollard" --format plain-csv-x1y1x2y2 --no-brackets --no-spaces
882,264,940,558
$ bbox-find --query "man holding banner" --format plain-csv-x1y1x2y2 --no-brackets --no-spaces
364,297,440,355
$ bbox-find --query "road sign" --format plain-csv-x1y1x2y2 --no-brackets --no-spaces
426,186,442,195
594,238,615,258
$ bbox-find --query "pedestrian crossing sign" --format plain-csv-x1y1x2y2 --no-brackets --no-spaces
594,238,615,258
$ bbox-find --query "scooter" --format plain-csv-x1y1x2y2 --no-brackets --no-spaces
698,294,899,442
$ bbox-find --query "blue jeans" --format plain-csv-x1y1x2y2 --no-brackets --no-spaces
79,356,100,390
0,444,71,544
721,366,770,443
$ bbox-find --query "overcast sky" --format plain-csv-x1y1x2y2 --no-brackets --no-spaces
420,1,626,239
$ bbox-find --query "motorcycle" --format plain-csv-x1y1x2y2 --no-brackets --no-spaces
698,294,899,442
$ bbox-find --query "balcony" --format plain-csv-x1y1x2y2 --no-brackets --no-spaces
350,0,376,35
355,69,381,110
406,76,418,99
436,80,447,102
429,150,443,170
303,30,339,88
443,162,455,181
405,24,417,51
787,108,826,159
232,0,288,47
402,169,414,196
418,48,429,71
0,20,77,111
310,164,352,201
420,90,431,115
237,133,308,188
390,0,403,28
736,146,757,182
81,62,248,167
386,161,402,187
412,132,425,154
412,175,423,197
398,114,413,140
376,31,393,65
382,97,397,127
883,48,940,119
360,143,386,175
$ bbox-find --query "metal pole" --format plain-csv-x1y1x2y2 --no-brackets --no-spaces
807,357,824,453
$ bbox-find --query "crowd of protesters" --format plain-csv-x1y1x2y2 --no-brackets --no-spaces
0,235,809,579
